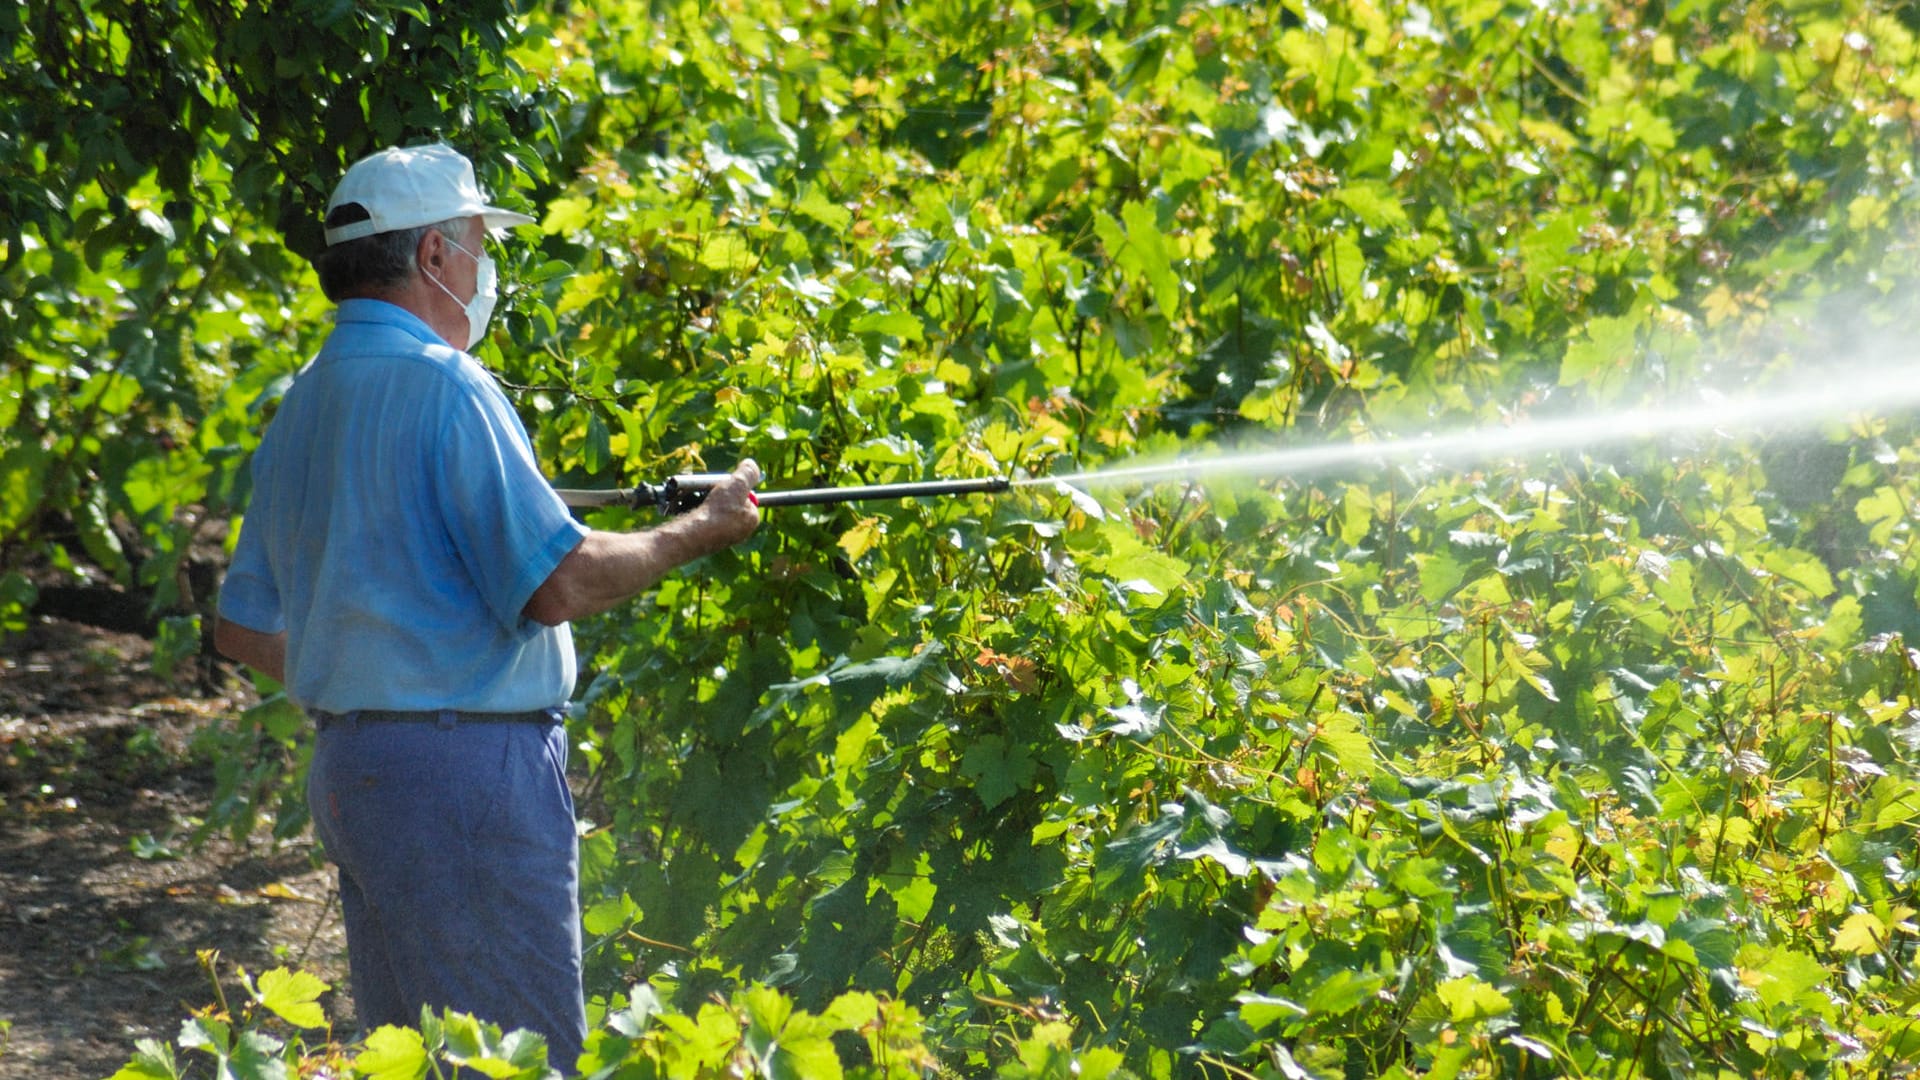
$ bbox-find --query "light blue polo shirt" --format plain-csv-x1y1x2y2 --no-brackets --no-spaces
218,299,589,713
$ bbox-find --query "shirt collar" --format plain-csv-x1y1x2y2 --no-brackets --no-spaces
334,298,450,348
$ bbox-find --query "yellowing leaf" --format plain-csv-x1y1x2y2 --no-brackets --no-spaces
837,517,885,561
1544,824,1581,867
975,648,1040,694
1834,912,1887,956
556,269,615,316
541,195,594,236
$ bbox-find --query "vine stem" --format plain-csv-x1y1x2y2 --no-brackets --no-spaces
1819,710,1837,845
1569,939,1629,1032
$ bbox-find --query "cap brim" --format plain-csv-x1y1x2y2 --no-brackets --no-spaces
481,207,538,232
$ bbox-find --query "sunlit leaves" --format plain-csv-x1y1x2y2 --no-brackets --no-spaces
58,0,1920,1076
0,444,48,539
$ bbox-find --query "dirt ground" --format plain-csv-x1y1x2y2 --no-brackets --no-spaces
0,618,349,1080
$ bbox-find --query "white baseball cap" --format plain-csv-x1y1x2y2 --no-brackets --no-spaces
323,143,536,247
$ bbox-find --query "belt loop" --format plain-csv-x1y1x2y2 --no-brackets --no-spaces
436,709,457,730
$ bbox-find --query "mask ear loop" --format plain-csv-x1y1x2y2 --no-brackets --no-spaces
422,235,479,305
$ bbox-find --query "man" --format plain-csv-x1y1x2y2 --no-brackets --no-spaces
213,143,760,1070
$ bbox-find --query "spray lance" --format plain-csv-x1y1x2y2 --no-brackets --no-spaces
553,473,1013,514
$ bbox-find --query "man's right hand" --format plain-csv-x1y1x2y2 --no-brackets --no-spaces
686,459,763,549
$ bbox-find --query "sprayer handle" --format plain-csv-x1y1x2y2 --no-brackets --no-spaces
653,474,733,514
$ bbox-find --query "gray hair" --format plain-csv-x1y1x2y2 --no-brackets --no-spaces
315,217,470,302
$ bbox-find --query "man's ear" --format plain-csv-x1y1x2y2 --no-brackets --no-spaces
417,228,445,271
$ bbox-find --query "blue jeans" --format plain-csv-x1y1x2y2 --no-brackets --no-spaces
307,710,585,1071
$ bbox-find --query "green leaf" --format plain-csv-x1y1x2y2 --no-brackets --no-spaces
1305,968,1387,1016
353,1027,430,1080
774,644,945,697
960,734,1037,809
793,187,852,232
440,1009,551,1079
1857,486,1906,544
1122,200,1180,316
1558,312,1642,396
1097,807,1185,892
582,894,634,937
153,614,202,681
230,1031,291,1080
1333,181,1410,231
1737,946,1831,1014
178,1016,230,1054
1310,714,1376,778
769,1033,842,1080
0,443,48,537
699,232,756,273
1235,993,1308,1032
255,967,329,1029
541,195,593,236
849,309,923,341
106,1038,179,1080
1758,546,1834,598
584,412,610,474
1097,202,1182,316
753,643,948,729
1087,527,1190,594
820,991,879,1032
130,832,181,861
77,489,131,581
1435,976,1513,1023
0,571,34,635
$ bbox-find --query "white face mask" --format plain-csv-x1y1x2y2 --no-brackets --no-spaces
428,236,498,350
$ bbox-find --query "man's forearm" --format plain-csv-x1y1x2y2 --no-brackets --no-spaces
524,461,762,626
531,520,719,624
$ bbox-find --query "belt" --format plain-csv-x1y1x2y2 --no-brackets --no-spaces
312,707,565,730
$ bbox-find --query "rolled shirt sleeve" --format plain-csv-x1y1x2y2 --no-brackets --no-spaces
217,510,287,634
433,379,588,633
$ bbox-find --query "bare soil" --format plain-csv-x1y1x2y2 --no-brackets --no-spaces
0,618,348,1080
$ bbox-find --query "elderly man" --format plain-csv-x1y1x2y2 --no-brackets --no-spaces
213,143,760,1069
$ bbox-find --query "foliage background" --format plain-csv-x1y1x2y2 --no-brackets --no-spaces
9,0,1920,1076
